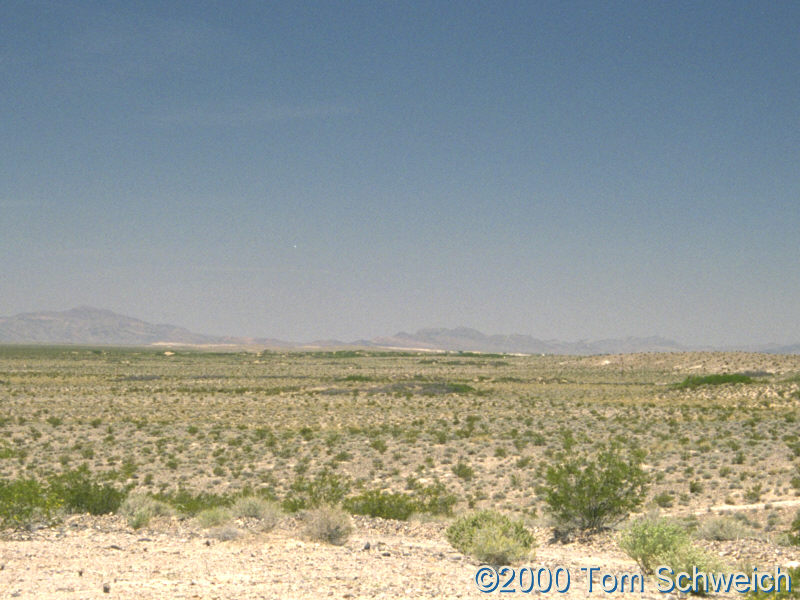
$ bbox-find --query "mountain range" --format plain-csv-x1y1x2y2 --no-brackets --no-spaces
0,306,796,355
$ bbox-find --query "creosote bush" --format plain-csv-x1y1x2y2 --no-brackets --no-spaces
283,469,351,512
342,481,458,520
48,465,126,515
0,478,60,529
343,489,418,521
446,510,535,565
541,444,648,535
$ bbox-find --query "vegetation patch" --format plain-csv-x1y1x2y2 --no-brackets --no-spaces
619,515,691,574
303,506,353,545
540,444,648,535
343,490,419,520
673,373,754,389
446,510,535,565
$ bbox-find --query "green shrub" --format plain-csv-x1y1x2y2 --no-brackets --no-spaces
153,488,232,515
619,515,690,574
674,373,753,389
746,566,800,600
446,510,535,565
369,439,387,453
303,506,353,545
0,478,61,529
657,543,726,596
788,509,800,545
452,461,475,481
541,445,648,534
344,490,418,520
411,480,458,516
283,469,351,512
48,466,125,515
653,492,674,508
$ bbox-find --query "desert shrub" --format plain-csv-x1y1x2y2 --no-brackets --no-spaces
48,466,125,515
619,515,690,574
452,461,475,481
303,506,353,545
746,566,800,600
231,496,282,530
120,493,173,530
344,490,418,521
411,480,458,516
283,469,351,512
788,509,800,545
0,478,61,529
446,510,535,565
541,445,648,534
674,373,753,389
657,543,726,595
196,506,233,528
696,516,753,541
653,492,674,508
153,488,232,515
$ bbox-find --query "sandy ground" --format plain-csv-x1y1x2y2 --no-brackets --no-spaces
3,514,800,600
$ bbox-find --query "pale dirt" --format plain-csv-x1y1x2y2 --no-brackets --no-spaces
3,513,800,600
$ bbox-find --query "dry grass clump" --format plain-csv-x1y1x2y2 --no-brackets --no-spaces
231,496,282,531
119,493,173,530
196,506,233,529
303,506,353,545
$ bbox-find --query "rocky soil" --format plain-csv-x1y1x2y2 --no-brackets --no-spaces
3,513,800,599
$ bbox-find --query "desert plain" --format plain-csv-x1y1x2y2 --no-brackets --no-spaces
2,346,800,599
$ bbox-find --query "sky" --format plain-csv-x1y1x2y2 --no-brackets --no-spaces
1,1,798,346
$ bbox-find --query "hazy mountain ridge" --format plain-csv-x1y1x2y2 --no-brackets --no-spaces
0,307,220,346
371,328,687,355
0,307,795,354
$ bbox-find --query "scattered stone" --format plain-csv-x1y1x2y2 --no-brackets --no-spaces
102,582,111,593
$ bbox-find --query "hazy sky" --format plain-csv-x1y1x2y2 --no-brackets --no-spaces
2,2,798,346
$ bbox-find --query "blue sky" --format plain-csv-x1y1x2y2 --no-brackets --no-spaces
2,1,798,346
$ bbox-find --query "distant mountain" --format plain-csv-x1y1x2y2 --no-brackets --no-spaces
0,306,220,345
761,343,800,355
0,306,290,347
1,307,796,355
370,327,686,355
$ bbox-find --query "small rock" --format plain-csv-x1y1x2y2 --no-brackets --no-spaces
381,551,391,557
78,569,83,576
363,542,370,550
102,582,111,593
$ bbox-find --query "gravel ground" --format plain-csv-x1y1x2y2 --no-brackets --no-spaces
3,514,800,599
